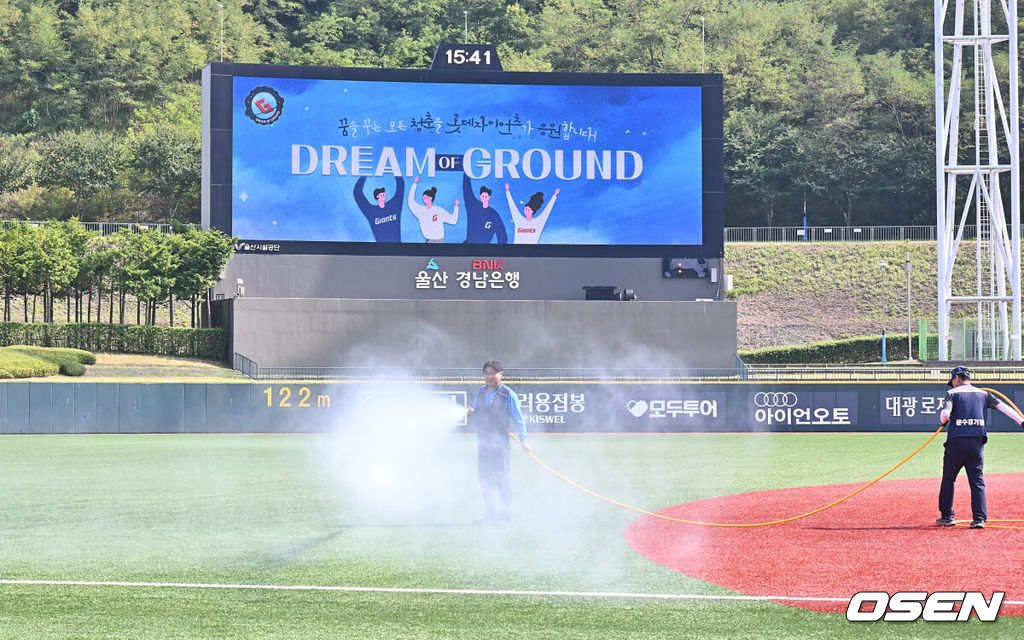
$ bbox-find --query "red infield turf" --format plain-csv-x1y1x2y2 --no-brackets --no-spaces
625,473,1024,614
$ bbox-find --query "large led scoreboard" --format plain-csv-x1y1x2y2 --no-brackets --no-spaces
202,62,723,258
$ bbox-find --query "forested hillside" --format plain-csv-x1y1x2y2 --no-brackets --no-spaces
0,0,943,227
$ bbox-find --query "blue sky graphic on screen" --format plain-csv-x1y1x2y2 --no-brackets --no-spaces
232,77,702,245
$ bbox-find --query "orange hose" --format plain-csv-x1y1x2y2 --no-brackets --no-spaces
511,385,1024,528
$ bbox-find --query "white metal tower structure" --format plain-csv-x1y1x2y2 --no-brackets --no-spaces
935,0,1020,361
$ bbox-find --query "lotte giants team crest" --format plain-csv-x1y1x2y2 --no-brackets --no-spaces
244,86,284,125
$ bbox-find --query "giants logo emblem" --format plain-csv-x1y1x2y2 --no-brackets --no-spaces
244,86,284,125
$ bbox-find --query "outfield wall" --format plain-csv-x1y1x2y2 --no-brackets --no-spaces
2,381,1023,434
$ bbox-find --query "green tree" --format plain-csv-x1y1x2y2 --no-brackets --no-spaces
187,228,235,328
288,0,510,68
129,124,201,223
532,0,614,72
795,43,909,225
245,0,305,57
92,232,130,324
105,230,137,324
182,0,274,64
56,218,98,322
603,0,715,73
711,0,841,118
797,115,897,226
724,107,799,227
0,135,33,198
115,230,173,325
80,234,115,323
68,2,207,129
287,6,374,67
36,130,122,218
0,1,74,133
816,0,932,55
0,224,43,321
129,82,202,135
38,221,77,323
163,228,235,328
0,227,18,320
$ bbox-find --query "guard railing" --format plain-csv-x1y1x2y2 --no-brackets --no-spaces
233,354,1024,382
724,225,955,243
0,220,198,235
232,356,745,381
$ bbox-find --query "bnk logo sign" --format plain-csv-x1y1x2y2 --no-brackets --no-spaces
847,591,1003,622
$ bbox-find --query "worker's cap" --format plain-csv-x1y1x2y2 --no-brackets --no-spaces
947,365,971,386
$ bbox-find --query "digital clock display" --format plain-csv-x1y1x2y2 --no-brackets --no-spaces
431,44,503,71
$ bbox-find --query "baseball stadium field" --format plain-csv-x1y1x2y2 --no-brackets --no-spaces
2,426,1023,638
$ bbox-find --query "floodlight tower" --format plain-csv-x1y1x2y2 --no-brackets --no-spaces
935,0,1021,361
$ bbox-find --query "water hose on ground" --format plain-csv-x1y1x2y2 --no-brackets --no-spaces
513,386,1024,529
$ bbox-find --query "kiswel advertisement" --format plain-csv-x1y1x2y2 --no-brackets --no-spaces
231,76,703,247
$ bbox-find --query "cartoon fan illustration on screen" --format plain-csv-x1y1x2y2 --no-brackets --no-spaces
505,184,559,244
462,174,507,244
353,176,404,242
408,176,459,243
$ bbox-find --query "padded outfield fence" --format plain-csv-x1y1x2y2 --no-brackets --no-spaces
5,379,1024,434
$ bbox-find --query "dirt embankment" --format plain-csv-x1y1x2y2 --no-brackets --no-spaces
727,242,953,351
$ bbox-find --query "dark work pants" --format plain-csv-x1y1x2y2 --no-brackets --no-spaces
938,436,987,522
478,443,511,519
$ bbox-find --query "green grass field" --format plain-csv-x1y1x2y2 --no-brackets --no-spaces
1,431,1023,639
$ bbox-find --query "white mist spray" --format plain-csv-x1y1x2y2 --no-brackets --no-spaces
321,380,471,523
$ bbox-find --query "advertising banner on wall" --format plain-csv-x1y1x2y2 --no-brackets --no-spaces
10,381,1024,434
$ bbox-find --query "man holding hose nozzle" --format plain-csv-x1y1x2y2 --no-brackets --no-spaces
466,361,531,525
936,366,1024,529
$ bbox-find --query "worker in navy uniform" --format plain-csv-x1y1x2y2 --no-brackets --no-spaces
936,366,1023,529
466,361,530,524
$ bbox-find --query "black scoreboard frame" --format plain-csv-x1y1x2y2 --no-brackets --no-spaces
202,62,723,258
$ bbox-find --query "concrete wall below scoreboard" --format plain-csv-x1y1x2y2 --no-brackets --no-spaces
229,297,739,369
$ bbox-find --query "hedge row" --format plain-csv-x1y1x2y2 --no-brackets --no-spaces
740,334,920,364
0,323,227,359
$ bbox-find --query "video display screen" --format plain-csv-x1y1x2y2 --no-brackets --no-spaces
230,75,704,248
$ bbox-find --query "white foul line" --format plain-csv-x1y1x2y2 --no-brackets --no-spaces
0,579,840,601
1,579,1022,606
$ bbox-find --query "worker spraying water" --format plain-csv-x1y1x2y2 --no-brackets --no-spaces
935,366,1024,529
466,360,532,525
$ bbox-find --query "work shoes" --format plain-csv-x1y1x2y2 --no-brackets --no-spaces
935,515,956,526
